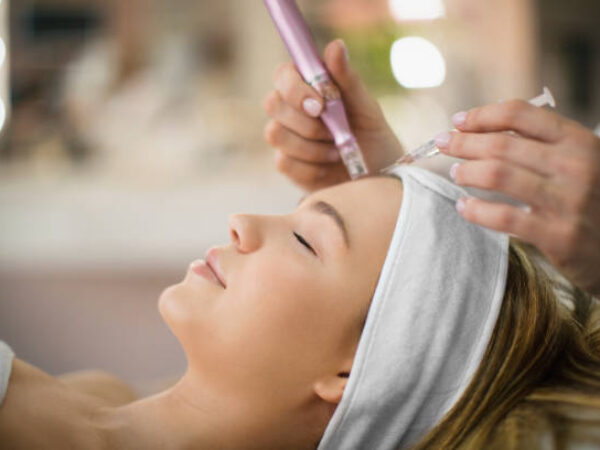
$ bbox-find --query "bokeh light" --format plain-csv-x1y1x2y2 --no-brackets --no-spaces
390,37,446,89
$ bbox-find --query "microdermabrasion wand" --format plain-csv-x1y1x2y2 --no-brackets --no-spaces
264,0,369,179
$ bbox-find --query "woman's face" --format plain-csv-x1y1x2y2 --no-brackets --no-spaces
159,176,402,410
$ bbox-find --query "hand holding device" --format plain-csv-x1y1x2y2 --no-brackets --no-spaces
263,39,403,192
263,1,404,190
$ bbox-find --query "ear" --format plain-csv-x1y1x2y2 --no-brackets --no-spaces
313,369,351,405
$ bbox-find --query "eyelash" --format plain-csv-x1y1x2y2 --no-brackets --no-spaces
293,231,316,255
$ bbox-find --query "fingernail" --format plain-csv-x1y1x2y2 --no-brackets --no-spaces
450,163,460,181
338,39,349,63
274,150,284,167
456,197,468,214
520,205,532,214
434,131,451,149
452,111,468,128
328,149,341,162
303,98,323,118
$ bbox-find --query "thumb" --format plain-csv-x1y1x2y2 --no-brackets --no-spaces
323,39,374,112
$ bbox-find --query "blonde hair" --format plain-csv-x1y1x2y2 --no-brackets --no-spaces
415,240,600,449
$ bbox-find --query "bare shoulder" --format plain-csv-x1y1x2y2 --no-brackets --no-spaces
59,369,138,406
0,359,107,449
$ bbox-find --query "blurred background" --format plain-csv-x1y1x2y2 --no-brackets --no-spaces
0,0,598,392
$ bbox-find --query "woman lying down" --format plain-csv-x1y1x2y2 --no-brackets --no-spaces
1,166,600,449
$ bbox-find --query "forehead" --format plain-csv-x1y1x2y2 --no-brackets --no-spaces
309,176,403,256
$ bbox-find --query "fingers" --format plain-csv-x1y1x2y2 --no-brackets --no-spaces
263,91,332,141
264,120,341,164
457,197,549,247
439,131,554,177
453,100,565,143
273,62,324,117
452,159,556,211
274,150,349,192
323,39,379,115
274,39,372,118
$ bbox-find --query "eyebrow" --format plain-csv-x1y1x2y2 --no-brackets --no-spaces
298,197,350,248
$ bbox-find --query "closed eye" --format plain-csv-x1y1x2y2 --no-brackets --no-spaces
293,231,316,255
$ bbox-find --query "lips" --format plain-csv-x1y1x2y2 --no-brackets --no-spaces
205,247,227,289
190,260,221,288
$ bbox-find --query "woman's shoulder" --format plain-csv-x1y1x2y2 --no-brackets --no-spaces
0,358,108,449
59,369,138,406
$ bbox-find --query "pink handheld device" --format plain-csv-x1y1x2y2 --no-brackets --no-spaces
264,0,369,179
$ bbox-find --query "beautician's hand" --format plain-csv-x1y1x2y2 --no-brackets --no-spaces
263,39,403,191
437,101,600,295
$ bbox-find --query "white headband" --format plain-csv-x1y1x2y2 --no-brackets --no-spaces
318,166,509,449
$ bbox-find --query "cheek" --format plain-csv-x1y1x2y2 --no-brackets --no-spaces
222,256,355,373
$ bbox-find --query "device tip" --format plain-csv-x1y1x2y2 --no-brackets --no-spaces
339,141,369,180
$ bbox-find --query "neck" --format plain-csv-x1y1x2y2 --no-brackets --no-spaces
93,371,315,450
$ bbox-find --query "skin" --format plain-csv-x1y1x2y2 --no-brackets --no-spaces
0,176,402,450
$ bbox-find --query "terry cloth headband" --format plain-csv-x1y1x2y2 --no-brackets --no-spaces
318,166,509,449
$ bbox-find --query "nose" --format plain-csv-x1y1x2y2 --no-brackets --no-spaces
229,214,262,253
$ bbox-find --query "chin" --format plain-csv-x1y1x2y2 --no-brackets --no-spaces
158,282,177,317
158,283,221,370
158,284,182,332
158,282,214,341
159,282,197,324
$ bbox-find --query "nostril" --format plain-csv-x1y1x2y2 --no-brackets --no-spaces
229,214,260,253
230,228,240,246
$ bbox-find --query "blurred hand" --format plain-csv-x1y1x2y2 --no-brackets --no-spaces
437,100,600,295
263,39,403,192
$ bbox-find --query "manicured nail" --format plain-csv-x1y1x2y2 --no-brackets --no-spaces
434,131,451,149
338,39,349,62
452,111,468,128
328,149,341,162
456,197,468,214
274,150,285,167
303,98,323,118
450,163,460,181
